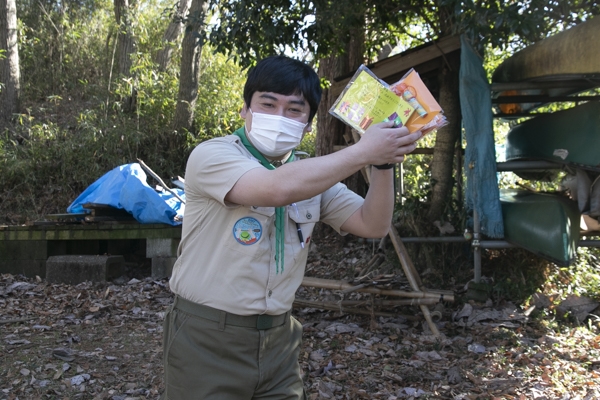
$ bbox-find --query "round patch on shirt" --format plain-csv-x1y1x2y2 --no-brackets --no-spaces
232,217,263,245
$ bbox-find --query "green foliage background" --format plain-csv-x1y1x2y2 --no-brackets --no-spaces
2,0,246,222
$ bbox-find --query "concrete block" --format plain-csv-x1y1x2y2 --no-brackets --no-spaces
46,255,125,285
152,257,176,279
146,238,179,258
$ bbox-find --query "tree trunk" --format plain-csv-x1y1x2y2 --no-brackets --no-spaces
155,0,192,72
315,55,345,242
0,0,20,124
426,50,461,222
172,0,207,143
314,19,365,243
316,55,344,158
425,2,463,223
114,0,136,111
316,30,366,195
114,0,135,77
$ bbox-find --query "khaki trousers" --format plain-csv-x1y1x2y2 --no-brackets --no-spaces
162,296,306,400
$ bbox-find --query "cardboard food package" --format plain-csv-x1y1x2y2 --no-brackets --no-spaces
330,65,447,137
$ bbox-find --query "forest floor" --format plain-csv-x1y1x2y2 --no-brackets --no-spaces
1,233,600,400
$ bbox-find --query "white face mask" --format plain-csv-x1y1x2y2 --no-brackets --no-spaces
246,109,307,158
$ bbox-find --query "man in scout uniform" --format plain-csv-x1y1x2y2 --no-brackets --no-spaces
162,55,421,399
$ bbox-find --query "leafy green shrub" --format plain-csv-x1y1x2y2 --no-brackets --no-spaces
18,1,114,100
3,0,246,222
191,52,247,146
296,130,316,157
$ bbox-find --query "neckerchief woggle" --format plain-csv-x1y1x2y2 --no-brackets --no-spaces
233,127,294,274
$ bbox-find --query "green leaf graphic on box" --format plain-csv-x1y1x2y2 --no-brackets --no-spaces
331,69,414,134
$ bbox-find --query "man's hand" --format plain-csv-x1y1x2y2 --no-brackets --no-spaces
357,121,421,166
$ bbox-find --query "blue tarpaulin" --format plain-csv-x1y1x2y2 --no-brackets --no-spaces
67,163,185,226
460,35,504,238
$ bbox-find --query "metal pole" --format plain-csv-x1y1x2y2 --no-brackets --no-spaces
479,240,515,249
473,210,481,283
579,240,600,247
381,237,600,247
496,160,562,171
399,162,404,205
399,236,468,243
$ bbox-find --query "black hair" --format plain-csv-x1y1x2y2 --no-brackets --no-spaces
243,55,322,122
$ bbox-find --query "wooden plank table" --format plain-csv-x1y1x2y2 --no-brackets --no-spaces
0,222,181,278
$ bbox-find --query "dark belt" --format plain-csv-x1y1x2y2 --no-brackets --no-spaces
173,295,290,330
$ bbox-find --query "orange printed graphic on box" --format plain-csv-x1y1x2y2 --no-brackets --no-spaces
389,69,447,135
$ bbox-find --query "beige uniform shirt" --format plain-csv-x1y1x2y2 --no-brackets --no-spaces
169,134,364,315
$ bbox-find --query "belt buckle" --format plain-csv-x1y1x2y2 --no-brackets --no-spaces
256,315,274,330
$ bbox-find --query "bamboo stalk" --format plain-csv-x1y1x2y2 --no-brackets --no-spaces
341,283,367,294
387,225,440,336
295,298,440,308
388,225,424,290
301,276,452,301
293,300,402,318
365,253,384,269
361,253,385,276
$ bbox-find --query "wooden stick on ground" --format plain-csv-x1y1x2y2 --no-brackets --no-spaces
341,283,368,294
301,276,453,302
295,298,440,308
388,224,440,336
293,299,410,318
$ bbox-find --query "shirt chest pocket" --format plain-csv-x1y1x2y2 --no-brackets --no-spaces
289,196,321,240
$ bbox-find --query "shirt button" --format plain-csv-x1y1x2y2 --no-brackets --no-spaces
268,290,273,297
306,213,312,219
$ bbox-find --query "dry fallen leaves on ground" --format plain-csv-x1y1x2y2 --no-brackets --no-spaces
1,235,600,399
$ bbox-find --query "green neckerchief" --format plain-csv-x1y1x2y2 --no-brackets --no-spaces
233,127,295,274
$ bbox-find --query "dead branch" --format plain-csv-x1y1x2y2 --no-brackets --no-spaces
137,158,186,204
